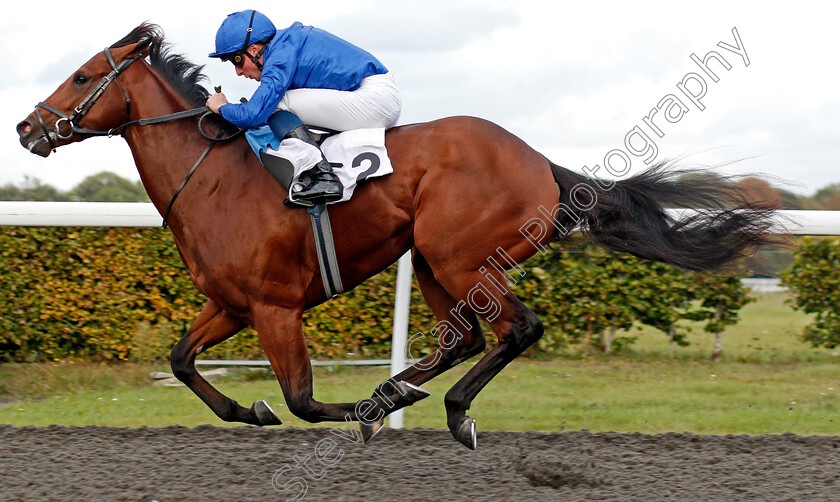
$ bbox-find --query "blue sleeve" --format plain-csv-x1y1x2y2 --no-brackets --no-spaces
218,73,287,128
218,27,305,128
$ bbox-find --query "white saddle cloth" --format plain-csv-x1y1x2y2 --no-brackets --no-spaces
260,128,393,204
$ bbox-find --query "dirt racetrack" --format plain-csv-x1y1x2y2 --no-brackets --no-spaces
2,424,839,501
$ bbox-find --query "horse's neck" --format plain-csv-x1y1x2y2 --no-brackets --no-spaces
125,124,204,208
122,71,217,217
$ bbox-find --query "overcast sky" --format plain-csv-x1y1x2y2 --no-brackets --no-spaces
2,1,837,195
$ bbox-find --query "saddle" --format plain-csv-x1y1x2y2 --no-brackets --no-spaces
248,125,395,299
247,125,393,201
258,128,335,191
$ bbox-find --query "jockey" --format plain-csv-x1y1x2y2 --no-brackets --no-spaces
206,9,401,207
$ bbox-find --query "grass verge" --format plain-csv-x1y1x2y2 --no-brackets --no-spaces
1,359,838,435
1,292,837,434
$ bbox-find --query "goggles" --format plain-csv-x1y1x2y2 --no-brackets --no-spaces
223,52,247,68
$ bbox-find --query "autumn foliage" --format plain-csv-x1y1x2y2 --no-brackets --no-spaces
781,237,840,348
0,228,755,363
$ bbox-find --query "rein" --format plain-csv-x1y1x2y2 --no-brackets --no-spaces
33,47,242,229
160,128,227,229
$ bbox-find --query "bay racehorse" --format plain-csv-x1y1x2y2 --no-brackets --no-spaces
16,24,777,449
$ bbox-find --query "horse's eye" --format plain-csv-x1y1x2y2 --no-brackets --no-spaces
73,73,89,85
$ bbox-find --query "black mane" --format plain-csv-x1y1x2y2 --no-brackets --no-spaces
111,23,210,107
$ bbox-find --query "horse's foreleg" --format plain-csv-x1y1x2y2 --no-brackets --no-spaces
255,306,429,428
170,299,281,426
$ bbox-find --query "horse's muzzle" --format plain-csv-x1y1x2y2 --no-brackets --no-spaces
16,117,52,157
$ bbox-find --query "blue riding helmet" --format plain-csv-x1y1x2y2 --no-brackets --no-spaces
209,10,277,58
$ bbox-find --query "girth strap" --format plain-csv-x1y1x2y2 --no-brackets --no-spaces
306,203,344,298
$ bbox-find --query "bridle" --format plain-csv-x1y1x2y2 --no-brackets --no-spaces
32,46,242,228
33,47,225,148
35,48,142,147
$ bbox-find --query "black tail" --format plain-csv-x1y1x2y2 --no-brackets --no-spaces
549,161,782,272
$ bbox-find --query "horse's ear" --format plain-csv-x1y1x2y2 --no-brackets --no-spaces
109,41,151,63
109,23,159,60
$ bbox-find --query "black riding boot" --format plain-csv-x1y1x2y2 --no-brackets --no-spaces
283,125,343,208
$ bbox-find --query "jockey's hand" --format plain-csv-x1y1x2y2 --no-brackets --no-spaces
206,92,229,114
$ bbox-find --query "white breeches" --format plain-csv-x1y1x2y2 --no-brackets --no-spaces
275,73,402,131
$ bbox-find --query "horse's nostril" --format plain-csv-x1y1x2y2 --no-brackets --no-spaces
17,120,32,136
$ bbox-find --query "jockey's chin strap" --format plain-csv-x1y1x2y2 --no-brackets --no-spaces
246,45,268,71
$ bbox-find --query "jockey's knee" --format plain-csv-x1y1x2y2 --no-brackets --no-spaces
267,110,304,139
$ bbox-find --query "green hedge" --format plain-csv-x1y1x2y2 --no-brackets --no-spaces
0,227,443,362
0,227,751,363
0,227,202,361
780,237,840,348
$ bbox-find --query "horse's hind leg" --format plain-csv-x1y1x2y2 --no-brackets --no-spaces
393,251,487,382
358,251,487,441
369,251,486,401
431,272,544,450
170,299,281,426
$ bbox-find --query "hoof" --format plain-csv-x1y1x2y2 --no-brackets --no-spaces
395,381,431,406
359,419,385,444
451,416,477,450
372,380,430,411
252,400,283,426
